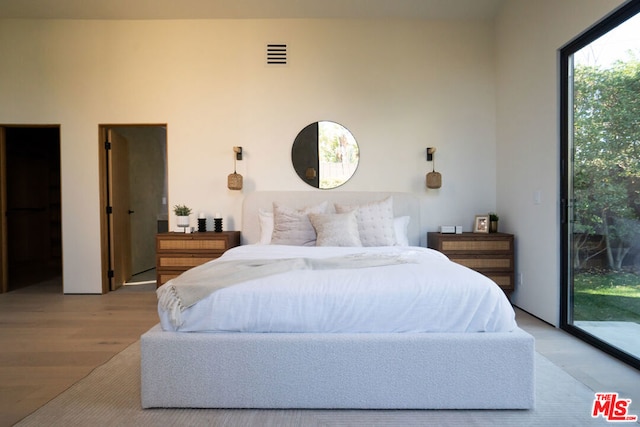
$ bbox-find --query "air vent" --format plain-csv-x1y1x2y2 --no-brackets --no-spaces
266,44,288,66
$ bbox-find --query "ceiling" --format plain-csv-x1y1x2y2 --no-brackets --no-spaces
0,0,505,20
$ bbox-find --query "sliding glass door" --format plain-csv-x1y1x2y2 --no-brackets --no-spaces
561,2,640,369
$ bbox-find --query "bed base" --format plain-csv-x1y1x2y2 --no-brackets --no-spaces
141,325,535,409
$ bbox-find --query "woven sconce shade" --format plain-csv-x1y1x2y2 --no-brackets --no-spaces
305,167,317,180
227,146,243,190
228,172,243,190
426,171,442,189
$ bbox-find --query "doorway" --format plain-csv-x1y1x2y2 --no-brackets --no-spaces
0,126,62,293
99,125,167,293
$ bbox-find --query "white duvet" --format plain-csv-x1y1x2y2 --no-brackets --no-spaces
158,245,517,333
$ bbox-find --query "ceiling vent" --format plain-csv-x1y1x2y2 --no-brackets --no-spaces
266,44,288,66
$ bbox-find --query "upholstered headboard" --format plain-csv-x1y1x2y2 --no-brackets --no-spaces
242,191,421,246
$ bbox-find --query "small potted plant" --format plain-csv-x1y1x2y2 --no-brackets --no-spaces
489,212,499,233
173,204,192,228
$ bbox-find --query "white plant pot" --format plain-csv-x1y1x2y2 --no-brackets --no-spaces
176,215,190,227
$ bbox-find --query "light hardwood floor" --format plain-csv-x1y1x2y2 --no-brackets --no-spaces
1,278,639,427
0,278,159,427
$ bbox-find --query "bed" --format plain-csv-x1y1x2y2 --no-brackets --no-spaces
141,191,535,409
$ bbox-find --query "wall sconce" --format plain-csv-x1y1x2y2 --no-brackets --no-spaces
426,147,442,189
227,146,243,190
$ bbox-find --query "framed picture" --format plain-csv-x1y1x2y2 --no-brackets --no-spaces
473,215,490,233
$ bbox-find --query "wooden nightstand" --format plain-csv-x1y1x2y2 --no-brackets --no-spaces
427,232,515,292
156,231,241,287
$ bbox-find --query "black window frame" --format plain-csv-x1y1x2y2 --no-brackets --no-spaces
560,0,640,370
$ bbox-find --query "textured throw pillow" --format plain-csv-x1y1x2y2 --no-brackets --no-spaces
335,197,396,246
271,201,328,246
309,211,362,247
394,216,410,247
258,209,274,245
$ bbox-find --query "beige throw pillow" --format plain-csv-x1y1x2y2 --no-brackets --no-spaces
271,201,328,246
309,211,362,247
334,197,396,246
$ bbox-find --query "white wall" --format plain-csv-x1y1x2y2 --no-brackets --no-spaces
0,18,497,293
495,0,625,325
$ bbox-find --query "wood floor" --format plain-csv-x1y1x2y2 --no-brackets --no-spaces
1,278,639,427
0,278,159,427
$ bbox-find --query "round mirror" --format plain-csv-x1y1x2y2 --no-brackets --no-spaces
291,121,359,189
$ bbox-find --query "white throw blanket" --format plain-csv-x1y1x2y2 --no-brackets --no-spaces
157,253,414,328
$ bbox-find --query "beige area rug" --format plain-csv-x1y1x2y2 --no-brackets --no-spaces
16,341,615,427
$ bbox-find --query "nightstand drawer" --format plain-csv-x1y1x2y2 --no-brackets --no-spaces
449,256,513,270
157,254,216,269
158,272,182,285
441,239,512,253
158,239,228,251
483,272,514,289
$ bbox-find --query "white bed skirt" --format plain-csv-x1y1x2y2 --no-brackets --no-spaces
141,325,535,409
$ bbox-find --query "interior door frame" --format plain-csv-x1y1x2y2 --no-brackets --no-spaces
98,124,167,293
0,127,6,293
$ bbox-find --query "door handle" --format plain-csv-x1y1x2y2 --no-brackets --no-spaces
128,210,135,214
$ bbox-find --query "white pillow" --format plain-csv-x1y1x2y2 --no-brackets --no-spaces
309,211,362,247
258,209,274,245
334,197,396,246
394,216,410,246
271,202,328,246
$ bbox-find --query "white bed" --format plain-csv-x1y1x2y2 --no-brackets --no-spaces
141,191,535,409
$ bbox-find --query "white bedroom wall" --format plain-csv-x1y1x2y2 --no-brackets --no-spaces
0,18,497,293
494,0,626,325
